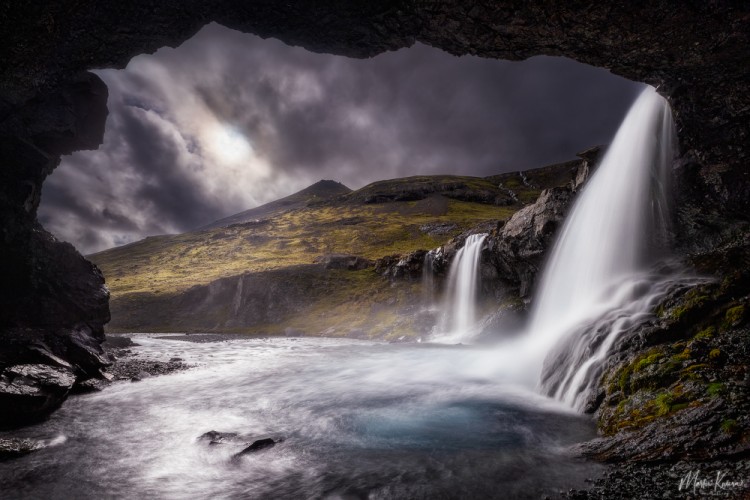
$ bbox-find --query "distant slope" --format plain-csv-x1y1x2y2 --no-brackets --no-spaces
200,179,351,230
90,155,591,337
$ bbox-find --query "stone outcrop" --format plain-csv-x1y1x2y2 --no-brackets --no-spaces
485,149,599,297
0,72,111,427
315,254,373,271
375,250,428,280
0,2,748,432
487,187,573,297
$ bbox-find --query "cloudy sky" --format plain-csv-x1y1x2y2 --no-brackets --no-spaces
39,22,642,254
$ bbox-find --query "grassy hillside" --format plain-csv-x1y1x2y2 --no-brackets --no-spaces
90,160,583,336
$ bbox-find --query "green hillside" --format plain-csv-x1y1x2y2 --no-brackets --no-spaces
90,160,582,336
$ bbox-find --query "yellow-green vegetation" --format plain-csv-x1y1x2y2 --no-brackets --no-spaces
92,166,580,335
603,384,694,434
707,382,725,397
92,197,513,298
601,281,750,436
656,287,710,320
724,305,745,327
274,270,425,340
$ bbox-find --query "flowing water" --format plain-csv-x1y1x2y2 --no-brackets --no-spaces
0,335,600,499
421,249,436,306
433,234,488,343
528,87,680,408
0,87,690,498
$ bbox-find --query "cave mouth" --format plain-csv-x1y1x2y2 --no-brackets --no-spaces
37,22,643,257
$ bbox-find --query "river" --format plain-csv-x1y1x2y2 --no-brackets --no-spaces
0,335,602,499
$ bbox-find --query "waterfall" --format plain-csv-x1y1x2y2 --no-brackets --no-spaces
433,233,488,343
422,250,436,305
528,87,677,408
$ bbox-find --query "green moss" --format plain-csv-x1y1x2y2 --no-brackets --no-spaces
654,392,674,416
671,345,693,362
694,326,716,341
618,364,634,393
724,305,745,327
707,382,725,397
721,419,738,434
709,348,722,360
634,350,663,372
664,288,710,321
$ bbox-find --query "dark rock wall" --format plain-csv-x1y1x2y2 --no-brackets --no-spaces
1,2,748,426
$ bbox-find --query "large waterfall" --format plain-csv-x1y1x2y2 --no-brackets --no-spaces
434,233,488,343
528,87,678,408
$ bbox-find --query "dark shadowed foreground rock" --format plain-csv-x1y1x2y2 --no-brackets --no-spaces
571,245,750,464
0,364,76,428
0,72,111,428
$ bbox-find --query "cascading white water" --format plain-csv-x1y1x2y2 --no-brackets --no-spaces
434,233,488,343
527,87,678,408
422,250,437,305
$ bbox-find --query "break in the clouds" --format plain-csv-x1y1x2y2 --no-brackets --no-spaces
39,22,643,254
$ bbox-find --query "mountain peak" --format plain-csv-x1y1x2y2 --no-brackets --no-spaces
299,180,352,196
200,179,351,230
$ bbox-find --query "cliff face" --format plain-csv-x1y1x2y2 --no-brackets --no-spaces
1,3,748,428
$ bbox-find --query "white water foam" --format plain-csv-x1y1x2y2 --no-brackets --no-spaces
433,233,488,343
526,86,679,408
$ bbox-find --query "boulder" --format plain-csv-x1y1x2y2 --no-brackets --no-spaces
0,364,76,428
198,430,241,445
234,438,279,457
487,187,574,297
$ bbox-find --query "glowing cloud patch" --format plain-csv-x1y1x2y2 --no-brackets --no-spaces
208,125,253,165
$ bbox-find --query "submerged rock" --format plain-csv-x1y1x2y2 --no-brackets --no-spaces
198,430,241,445
234,438,278,457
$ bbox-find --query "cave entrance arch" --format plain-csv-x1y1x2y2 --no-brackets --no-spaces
0,3,746,426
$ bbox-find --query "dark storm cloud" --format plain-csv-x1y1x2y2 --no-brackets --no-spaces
39,22,643,254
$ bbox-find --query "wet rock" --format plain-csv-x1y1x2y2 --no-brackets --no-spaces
0,364,76,428
111,359,189,380
481,148,601,298
564,459,750,499
375,250,427,280
102,336,139,349
130,371,151,382
234,438,278,457
0,437,45,462
198,430,240,445
71,377,110,394
486,187,574,297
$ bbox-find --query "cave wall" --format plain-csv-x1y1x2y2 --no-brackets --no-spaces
1,1,748,425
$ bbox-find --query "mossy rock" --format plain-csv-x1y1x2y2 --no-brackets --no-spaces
723,304,746,328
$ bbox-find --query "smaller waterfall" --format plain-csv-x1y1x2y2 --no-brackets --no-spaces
422,250,437,305
434,233,487,343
